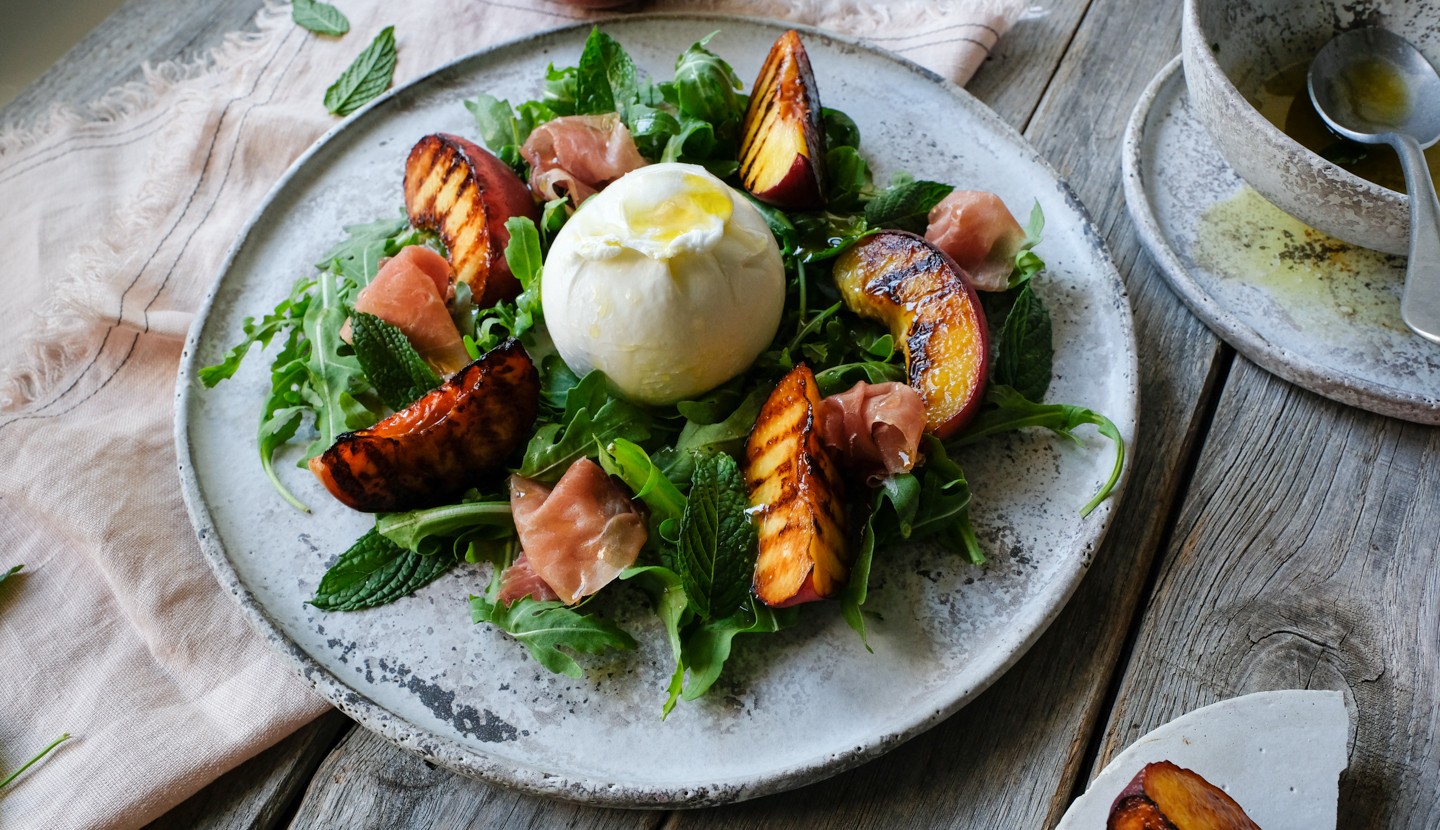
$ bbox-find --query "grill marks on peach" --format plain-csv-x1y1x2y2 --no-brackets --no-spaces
745,364,849,606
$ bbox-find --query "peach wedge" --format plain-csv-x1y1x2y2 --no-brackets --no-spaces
1107,761,1262,830
832,230,990,438
739,30,826,209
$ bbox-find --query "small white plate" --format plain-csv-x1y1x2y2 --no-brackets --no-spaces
176,15,1136,807
1125,57,1440,424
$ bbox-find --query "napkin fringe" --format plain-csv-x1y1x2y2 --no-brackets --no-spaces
0,1,293,413
676,0,1028,41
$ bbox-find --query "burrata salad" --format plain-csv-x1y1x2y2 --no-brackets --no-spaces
202,27,1124,713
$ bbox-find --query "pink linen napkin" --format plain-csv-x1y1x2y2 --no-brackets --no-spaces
0,1,1025,827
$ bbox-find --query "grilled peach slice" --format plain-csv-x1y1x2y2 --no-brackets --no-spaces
745,363,848,607
739,30,826,209
403,133,540,309
1107,762,1261,830
308,339,539,512
832,230,989,438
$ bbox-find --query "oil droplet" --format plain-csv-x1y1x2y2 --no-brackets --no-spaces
1194,186,1408,331
1339,56,1410,128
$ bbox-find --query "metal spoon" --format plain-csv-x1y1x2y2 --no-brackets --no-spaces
1309,28,1440,344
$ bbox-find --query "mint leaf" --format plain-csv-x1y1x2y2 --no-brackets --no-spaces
575,27,638,118
350,312,442,410
470,593,635,678
675,453,755,620
311,528,455,611
292,0,349,36
0,564,21,588
953,386,1125,517
863,180,952,233
324,25,397,116
994,282,1053,401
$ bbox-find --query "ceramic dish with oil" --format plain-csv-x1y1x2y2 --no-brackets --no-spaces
1125,57,1440,424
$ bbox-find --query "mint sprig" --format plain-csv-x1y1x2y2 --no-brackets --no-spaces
349,312,442,410
324,26,397,116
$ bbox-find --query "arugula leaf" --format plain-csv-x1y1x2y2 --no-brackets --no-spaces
465,93,549,154
628,103,682,160
519,372,652,481
680,602,795,702
825,146,873,211
199,276,313,387
822,107,861,149
470,592,636,678
597,438,686,528
575,28,638,118
656,388,764,484
256,329,312,511
543,63,578,115
503,216,544,336
954,386,1125,517
311,528,456,611
324,25,397,116
994,282,1053,401
350,312,442,410
300,269,377,457
674,453,755,621
672,33,744,128
619,565,692,716
377,500,514,556
863,180,953,233
292,0,349,36
315,214,412,284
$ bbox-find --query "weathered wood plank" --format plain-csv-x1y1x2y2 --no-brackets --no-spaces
286,726,664,830
1090,357,1440,828
143,711,353,830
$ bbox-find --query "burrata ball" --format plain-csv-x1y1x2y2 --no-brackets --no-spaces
541,162,785,405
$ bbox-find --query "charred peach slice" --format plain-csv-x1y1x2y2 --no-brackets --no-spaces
1107,762,1261,830
403,133,540,309
832,230,989,438
745,364,848,607
739,30,826,209
308,339,539,512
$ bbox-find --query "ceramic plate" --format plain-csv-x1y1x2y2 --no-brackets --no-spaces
176,15,1137,807
1125,57,1440,424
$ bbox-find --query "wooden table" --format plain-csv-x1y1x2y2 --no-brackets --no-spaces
9,1,1436,827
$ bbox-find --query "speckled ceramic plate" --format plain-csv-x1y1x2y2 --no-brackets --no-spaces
1125,57,1440,423
177,15,1137,807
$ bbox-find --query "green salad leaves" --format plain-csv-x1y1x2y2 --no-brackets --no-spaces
201,27,1125,714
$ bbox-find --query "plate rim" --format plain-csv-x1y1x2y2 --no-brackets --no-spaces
1122,55,1440,425
176,13,1139,807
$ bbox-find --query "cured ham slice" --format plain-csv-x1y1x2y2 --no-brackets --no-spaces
923,190,1027,292
497,552,561,604
508,459,646,605
521,114,648,207
818,381,926,485
351,245,470,375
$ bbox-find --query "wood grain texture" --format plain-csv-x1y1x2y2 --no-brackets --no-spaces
286,726,663,830
143,711,352,830
1093,357,1440,829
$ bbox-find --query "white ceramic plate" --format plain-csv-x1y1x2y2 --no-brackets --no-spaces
176,15,1137,807
1125,57,1440,424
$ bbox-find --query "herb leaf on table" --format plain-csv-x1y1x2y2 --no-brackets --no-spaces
292,0,349,37
324,25,397,116
311,528,457,611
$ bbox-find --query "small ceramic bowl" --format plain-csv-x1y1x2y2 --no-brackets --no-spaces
1182,0,1439,255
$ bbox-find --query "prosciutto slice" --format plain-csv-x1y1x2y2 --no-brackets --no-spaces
521,114,648,207
508,458,646,605
819,381,927,485
497,552,560,604
351,245,470,375
923,190,1027,292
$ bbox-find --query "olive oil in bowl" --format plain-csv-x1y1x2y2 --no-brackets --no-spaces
1248,60,1440,195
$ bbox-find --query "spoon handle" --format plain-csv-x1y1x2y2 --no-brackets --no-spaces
1393,133,1440,344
